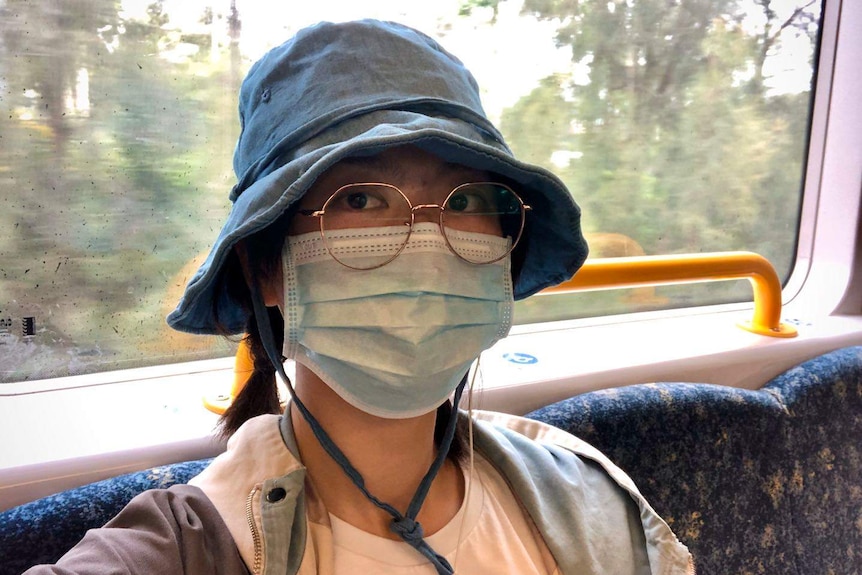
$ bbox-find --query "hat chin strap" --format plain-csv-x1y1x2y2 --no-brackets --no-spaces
249,278,463,575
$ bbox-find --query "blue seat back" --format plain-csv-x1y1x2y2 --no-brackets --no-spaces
4,347,862,574
526,346,862,575
0,458,212,575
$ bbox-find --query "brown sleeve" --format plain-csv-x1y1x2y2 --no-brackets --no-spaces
23,485,248,575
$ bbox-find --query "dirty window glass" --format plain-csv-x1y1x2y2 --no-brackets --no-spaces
0,0,822,381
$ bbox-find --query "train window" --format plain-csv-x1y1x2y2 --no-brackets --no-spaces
0,0,823,382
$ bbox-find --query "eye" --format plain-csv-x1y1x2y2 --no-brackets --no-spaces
329,185,391,212
446,189,490,213
495,191,521,215
346,192,369,209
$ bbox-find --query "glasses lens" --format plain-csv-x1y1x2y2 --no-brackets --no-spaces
442,183,524,263
320,183,411,269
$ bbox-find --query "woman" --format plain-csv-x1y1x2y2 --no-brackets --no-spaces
28,19,692,575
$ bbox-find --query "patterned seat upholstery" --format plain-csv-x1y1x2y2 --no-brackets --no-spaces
526,345,862,575
0,458,212,575
3,347,861,574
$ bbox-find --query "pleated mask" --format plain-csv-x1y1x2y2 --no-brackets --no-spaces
282,222,513,418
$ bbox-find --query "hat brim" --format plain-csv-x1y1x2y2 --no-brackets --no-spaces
167,111,588,335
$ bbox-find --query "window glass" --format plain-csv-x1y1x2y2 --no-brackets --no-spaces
0,0,822,381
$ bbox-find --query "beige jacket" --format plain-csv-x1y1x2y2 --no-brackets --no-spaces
28,410,694,574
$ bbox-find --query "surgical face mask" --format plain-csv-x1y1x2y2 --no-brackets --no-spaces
282,222,514,418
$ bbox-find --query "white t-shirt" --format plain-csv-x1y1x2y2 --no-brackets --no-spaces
329,454,560,574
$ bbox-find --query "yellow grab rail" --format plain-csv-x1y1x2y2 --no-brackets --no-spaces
540,251,797,338
204,251,797,414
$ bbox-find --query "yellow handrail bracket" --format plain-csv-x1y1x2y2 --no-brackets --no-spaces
540,251,797,338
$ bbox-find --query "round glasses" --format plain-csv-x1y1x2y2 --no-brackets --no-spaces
298,182,531,270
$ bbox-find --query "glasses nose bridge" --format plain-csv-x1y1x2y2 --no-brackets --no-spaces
410,203,444,225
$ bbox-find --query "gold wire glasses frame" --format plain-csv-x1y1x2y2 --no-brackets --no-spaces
298,182,531,270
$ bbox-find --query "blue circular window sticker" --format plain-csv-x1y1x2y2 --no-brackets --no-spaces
503,352,538,365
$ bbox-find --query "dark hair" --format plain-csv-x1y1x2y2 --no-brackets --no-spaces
211,209,472,463
213,212,289,438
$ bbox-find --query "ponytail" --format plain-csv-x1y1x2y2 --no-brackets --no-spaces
217,307,284,439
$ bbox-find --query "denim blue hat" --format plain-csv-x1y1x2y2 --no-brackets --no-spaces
168,19,588,335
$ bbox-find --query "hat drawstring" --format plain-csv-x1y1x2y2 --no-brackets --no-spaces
250,279,461,574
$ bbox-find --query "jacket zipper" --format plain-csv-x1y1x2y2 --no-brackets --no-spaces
246,486,263,575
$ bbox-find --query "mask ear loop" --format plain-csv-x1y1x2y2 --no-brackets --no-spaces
249,275,462,575
452,356,480,574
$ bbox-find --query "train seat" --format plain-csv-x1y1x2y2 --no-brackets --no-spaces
527,345,862,575
0,459,211,574
2,346,861,574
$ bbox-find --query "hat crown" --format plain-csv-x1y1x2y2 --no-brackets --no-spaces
232,20,496,199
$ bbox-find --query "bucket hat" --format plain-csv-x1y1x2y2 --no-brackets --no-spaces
168,19,588,335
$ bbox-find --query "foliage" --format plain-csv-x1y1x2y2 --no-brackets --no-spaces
0,0,820,379
504,0,817,322
0,0,237,380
